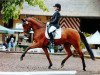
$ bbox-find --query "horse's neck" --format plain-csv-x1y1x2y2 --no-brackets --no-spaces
30,18,45,29
28,18,46,40
33,27,46,41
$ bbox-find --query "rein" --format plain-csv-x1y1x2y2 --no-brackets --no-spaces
32,25,46,30
29,18,46,31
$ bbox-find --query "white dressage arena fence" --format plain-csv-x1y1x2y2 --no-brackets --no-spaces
0,71,77,75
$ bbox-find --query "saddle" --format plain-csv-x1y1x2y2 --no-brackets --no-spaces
45,22,61,39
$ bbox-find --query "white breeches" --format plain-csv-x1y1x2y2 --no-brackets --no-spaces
49,26,57,33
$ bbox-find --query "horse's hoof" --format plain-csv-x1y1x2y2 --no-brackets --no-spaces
20,57,23,61
61,64,64,68
83,68,86,71
48,66,51,69
92,58,95,61
48,64,52,69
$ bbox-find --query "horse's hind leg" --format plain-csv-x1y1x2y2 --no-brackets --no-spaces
73,44,86,71
61,43,72,68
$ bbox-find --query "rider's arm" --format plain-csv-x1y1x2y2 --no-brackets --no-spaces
50,12,60,24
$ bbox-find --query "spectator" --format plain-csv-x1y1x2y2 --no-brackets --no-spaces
6,35,10,50
8,34,16,51
3,42,7,49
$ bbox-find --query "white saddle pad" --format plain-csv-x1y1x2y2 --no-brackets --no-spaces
45,25,61,39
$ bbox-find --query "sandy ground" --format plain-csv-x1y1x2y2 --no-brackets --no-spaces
0,52,100,75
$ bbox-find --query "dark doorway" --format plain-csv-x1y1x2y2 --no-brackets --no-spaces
8,19,13,28
80,18,100,33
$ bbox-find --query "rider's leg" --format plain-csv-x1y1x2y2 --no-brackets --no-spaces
49,32,54,45
48,26,56,51
49,32,55,53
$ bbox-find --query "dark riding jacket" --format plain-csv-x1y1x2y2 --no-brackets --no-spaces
50,10,61,29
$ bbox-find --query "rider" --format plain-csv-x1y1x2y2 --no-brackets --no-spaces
48,3,61,49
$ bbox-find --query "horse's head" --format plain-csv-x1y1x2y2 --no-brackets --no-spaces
21,17,45,37
21,18,32,37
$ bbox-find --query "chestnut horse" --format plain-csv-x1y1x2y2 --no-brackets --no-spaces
20,17,95,71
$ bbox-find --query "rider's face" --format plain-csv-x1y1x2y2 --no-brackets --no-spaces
54,7,58,11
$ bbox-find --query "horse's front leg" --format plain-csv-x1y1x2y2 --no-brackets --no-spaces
20,42,39,61
42,47,53,69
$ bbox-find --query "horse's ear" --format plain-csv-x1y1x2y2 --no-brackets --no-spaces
21,19,25,22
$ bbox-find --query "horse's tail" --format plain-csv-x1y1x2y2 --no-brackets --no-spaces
78,31,95,60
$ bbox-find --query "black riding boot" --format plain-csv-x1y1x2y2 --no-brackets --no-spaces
50,33,54,44
48,32,54,51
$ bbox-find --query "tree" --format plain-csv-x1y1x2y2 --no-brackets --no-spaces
1,0,48,22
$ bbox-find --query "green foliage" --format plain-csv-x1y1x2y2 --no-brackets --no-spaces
80,41,85,49
1,0,48,22
83,33,92,37
80,33,91,49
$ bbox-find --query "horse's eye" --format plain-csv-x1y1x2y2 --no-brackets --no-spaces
22,22,27,26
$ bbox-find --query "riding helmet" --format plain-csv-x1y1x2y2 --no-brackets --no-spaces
53,3,61,11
